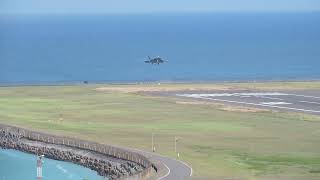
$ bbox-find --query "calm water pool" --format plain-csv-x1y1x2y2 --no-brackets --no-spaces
0,149,104,180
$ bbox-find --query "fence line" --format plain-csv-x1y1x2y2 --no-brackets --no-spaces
0,124,153,180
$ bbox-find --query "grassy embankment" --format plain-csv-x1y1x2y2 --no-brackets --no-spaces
0,81,320,179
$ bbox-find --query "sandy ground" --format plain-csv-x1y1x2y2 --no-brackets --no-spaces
94,81,320,94
95,85,241,93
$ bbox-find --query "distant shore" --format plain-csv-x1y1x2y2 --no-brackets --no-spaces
1,79,320,87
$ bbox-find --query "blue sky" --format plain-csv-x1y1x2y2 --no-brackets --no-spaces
1,0,320,14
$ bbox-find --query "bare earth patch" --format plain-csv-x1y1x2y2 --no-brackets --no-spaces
95,81,320,93
95,85,243,93
219,106,270,113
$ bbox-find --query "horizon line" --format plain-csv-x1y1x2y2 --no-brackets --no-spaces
1,10,320,16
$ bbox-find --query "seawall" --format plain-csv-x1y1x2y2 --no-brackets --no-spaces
0,124,153,180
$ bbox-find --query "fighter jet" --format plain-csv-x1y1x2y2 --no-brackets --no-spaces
144,56,168,65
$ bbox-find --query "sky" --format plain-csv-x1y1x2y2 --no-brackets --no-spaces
1,0,320,15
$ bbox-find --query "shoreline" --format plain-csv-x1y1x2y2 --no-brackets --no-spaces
0,125,153,180
1,79,320,87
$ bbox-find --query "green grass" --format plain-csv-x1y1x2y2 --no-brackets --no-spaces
0,84,320,179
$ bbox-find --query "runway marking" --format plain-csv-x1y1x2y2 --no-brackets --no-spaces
233,92,288,96
158,162,171,180
261,102,292,105
231,94,251,98
178,92,320,100
177,92,289,98
299,101,320,105
194,97,320,113
231,94,284,100
288,93,320,99
256,96,284,100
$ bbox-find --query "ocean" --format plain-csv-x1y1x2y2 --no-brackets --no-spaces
0,149,103,180
0,12,320,84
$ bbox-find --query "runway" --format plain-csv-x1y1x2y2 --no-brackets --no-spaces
175,90,320,115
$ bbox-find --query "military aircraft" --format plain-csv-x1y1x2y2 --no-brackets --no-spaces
144,56,168,65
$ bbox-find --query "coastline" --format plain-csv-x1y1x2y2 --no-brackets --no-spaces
0,124,152,180
1,79,320,87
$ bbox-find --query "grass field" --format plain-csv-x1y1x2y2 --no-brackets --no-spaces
0,82,320,179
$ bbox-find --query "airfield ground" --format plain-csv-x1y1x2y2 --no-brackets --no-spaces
0,81,320,179
163,90,320,115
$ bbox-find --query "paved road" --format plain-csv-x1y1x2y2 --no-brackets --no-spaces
173,90,320,115
151,154,192,180
134,149,192,180
120,144,192,180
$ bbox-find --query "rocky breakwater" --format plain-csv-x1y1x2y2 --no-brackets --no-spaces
0,129,144,179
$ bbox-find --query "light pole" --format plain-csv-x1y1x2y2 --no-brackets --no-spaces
152,132,155,152
37,155,44,180
175,136,179,157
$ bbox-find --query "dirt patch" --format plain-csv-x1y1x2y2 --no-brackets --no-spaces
175,101,219,105
95,85,244,93
219,106,270,113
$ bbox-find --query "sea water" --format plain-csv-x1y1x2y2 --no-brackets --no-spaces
0,149,103,180
0,12,320,83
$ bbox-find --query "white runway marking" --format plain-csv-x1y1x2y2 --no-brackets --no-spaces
261,102,292,105
299,101,320,105
158,163,171,180
256,96,284,100
178,92,320,100
235,92,289,96
177,92,320,115
232,94,251,98
177,92,289,98
193,96,320,113
288,94,320,99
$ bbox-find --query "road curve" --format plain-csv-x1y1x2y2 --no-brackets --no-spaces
134,150,192,180
152,155,192,180
110,145,192,180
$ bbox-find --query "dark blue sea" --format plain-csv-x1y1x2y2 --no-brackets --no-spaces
0,12,320,84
